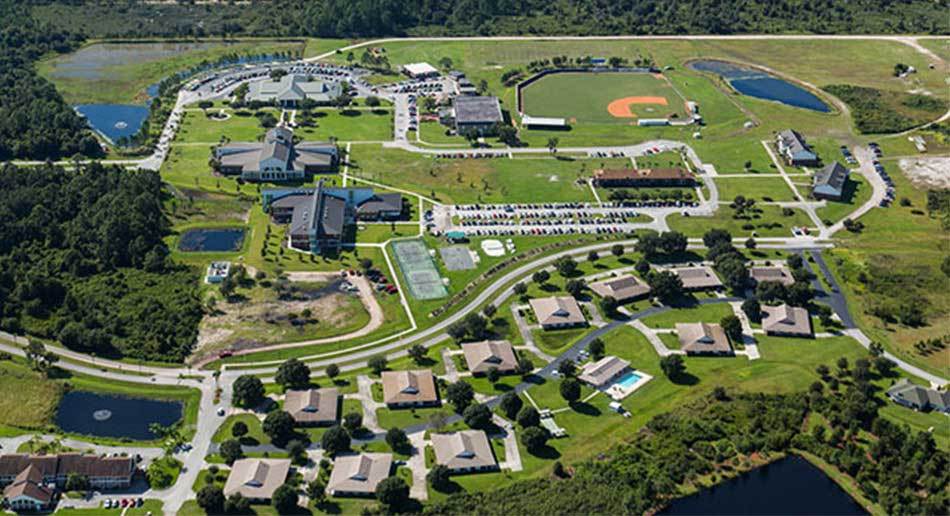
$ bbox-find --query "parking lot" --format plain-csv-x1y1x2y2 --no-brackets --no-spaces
428,201,705,237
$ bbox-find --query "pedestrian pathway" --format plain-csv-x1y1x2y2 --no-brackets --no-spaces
491,414,523,472
353,375,385,433
511,304,556,362
440,348,462,383
629,319,682,356
406,432,429,501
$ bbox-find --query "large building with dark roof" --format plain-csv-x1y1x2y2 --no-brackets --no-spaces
215,127,338,182
452,96,503,135
812,161,850,200
592,167,695,187
0,453,135,508
776,129,818,167
263,182,403,254
886,379,950,413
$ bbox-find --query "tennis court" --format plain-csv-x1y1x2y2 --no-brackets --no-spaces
392,239,448,300
439,246,476,271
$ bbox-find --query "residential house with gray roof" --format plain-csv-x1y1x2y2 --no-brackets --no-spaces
677,323,732,355
886,379,950,413
326,453,393,497
431,430,498,473
762,304,812,337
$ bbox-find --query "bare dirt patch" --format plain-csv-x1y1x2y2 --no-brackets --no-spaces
898,156,950,189
606,96,669,118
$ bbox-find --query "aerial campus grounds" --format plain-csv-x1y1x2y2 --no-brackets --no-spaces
1,36,948,514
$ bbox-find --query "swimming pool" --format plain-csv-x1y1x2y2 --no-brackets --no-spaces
616,371,643,389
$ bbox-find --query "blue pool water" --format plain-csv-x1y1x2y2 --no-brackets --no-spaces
616,371,643,389
689,59,830,113
75,104,150,144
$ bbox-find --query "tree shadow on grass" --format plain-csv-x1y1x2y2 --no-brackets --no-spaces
490,382,514,393
522,374,546,386
433,479,465,495
570,401,601,417
670,371,700,386
341,109,363,117
528,444,561,460
540,284,560,293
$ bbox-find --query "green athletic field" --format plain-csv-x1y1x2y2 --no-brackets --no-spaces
521,72,689,124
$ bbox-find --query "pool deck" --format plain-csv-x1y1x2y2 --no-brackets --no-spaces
604,369,653,401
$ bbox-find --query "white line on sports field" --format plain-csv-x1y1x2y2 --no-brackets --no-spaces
342,142,352,187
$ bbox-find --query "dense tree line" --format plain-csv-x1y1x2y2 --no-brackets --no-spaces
427,386,948,515
0,163,202,362
28,0,949,39
0,1,101,161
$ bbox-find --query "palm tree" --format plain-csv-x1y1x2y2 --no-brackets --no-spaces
547,137,559,154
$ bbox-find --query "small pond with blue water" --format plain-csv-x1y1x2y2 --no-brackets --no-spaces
689,60,831,112
55,391,183,440
661,455,866,515
178,228,246,253
75,104,151,144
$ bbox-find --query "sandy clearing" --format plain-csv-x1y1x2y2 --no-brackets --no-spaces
607,96,669,118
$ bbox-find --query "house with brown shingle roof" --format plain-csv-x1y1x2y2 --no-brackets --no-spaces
670,266,723,291
0,454,133,491
381,370,440,408
592,167,695,187
529,296,587,329
676,323,732,355
431,430,498,473
750,266,795,286
578,356,631,388
589,275,651,303
3,464,54,512
762,304,812,337
326,453,393,497
284,388,339,426
223,458,292,501
461,340,518,375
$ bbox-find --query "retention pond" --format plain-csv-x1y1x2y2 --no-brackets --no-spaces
661,455,866,515
55,391,183,440
689,60,831,112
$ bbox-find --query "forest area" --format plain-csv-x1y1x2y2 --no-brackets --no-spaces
0,163,202,362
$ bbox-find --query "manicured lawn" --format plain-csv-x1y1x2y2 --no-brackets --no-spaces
212,414,267,445
466,373,523,396
349,146,629,204
640,302,735,328
532,327,588,355
668,204,814,238
57,500,165,516
375,405,451,431
177,109,273,142
296,108,394,141
523,71,689,123
714,176,799,202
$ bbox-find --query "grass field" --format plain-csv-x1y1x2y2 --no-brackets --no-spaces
350,146,631,204
714,176,799,202
522,71,689,123
668,204,814,238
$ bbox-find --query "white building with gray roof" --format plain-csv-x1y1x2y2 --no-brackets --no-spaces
246,74,342,107
215,126,338,182
812,161,850,200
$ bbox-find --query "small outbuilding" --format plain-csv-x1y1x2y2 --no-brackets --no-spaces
401,62,440,78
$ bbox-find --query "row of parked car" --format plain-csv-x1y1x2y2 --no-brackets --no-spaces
465,226,629,237
389,79,445,94
103,498,144,509
435,152,505,159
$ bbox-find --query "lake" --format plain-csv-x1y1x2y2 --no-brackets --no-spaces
75,104,150,144
689,59,831,112
661,455,866,515
56,391,183,440
178,228,246,253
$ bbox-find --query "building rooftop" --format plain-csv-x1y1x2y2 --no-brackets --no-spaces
326,453,393,495
223,459,291,500
529,296,586,327
762,304,812,336
814,161,850,195
887,379,950,411
431,430,497,471
589,274,651,302
676,322,732,354
461,340,518,374
670,266,723,290
454,96,503,125
284,388,339,425
247,74,342,103
3,464,54,505
750,266,795,286
402,62,439,76
578,355,630,387
381,370,439,405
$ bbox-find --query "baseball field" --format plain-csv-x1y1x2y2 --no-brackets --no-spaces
521,71,690,124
